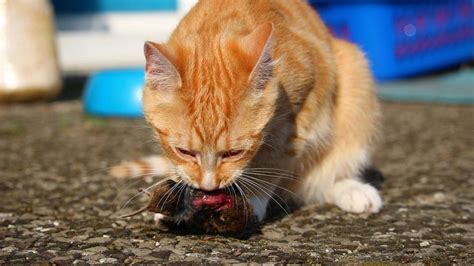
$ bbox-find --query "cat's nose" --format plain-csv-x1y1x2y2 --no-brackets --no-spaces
200,172,218,191
200,180,219,191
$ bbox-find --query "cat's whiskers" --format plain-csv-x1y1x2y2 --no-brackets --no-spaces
245,169,298,178
246,167,298,176
233,181,250,226
236,180,267,219
157,180,183,213
141,139,155,145
155,182,176,212
241,180,290,216
246,167,297,175
272,110,294,121
71,165,163,202
260,142,288,158
238,176,290,216
244,173,299,183
175,182,188,213
225,186,237,212
245,169,299,180
119,176,175,215
240,174,301,201
113,176,154,204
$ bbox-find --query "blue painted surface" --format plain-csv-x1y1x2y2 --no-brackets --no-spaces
378,68,474,104
52,0,177,14
84,69,145,117
311,0,474,80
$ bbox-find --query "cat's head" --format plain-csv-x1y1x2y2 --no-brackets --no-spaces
143,23,278,191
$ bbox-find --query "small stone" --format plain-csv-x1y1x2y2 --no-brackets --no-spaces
85,246,108,253
325,248,334,254
34,227,52,232
85,255,105,263
86,237,112,244
433,192,445,201
151,250,172,259
260,250,276,256
72,235,89,242
221,259,241,264
1,246,17,253
113,239,132,248
311,214,327,221
51,256,74,263
113,220,128,227
138,241,156,249
263,229,285,240
99,258,118,263
55,237,73,243
142,256,163,262
130,248,152,257
46,250,60,255
158,237,176,245
24,250,38,254
420,241,430,247
0,213,12,217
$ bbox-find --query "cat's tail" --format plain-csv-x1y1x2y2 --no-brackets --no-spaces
109,155,172,179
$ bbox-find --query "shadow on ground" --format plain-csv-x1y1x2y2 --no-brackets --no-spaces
0,101,473,263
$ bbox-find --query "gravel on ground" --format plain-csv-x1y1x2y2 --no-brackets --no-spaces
0,101,473,264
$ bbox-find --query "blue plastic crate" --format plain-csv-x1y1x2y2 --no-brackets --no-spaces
310,0,474,80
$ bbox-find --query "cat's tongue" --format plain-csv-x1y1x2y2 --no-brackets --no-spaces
192,190,233,211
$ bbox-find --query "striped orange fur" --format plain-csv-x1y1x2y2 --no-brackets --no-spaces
111,0,382,219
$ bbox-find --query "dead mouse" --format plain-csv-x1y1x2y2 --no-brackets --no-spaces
123,180,256,234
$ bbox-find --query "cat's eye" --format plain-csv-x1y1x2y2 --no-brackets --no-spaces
221,150,245,161
175,147,197,159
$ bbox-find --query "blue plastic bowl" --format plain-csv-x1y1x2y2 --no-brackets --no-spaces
83,68,145,117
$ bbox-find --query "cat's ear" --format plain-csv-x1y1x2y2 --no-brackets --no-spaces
238,23,275,89
144,41,182,89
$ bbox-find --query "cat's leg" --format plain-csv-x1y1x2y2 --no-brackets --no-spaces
109,155,172,179
300,148,382,213
299,39,382,213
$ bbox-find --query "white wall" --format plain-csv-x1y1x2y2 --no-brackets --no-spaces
56,0,198,74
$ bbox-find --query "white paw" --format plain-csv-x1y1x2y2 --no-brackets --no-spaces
332,179,382,213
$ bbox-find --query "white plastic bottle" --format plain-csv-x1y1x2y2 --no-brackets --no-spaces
0,0,62,102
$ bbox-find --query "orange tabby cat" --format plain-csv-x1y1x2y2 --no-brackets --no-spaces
111,0,382,220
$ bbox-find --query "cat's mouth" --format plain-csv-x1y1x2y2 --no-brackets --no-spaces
191,189,234,212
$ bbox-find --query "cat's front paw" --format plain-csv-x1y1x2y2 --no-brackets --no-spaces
332,179,382,213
